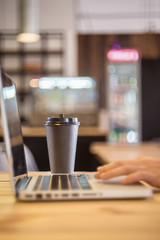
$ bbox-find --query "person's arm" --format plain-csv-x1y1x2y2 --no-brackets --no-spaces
94,156,160,188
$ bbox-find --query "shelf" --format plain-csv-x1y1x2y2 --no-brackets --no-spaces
0,50,64,55
5,69,63,75
0,31,66,125
0,31,65,78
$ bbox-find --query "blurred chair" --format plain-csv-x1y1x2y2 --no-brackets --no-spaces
0,143,38,171
24,145,39,171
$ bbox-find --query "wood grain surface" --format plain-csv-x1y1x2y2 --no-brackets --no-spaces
0,172,160,240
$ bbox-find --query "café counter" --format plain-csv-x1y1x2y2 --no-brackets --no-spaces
21,126,106,137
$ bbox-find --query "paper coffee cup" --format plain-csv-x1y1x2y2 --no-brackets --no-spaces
45,114,80,173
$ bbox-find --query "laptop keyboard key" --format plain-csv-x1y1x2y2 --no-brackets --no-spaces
51,175,59,190
77,174,92,189
69,175,80,189
40,175,51,190
33,175,43,191
60,175,69,189
16,176,32,192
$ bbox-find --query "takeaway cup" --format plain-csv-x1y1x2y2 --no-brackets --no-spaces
45,114,80,173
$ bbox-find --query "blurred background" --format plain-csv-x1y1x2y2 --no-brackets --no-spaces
0,0,160,170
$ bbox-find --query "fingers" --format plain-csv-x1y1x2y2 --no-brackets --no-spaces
94,157,160,188
94,162,122,179
95,159,137,178
97,160,132,173
95,165,138,180
121,171,157,187
121,171,146,184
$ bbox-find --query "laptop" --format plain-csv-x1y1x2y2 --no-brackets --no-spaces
0,67,152,201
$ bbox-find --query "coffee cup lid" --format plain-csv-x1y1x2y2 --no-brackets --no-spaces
45,114,80,126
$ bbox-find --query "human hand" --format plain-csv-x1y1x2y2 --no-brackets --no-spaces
94,156,160,188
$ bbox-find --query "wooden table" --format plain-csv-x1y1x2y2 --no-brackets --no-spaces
90,141,160,164
0,172,160,240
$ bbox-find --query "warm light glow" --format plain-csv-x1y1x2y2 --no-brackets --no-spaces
107,49,140,62
16,33,40,43
29,78,40,88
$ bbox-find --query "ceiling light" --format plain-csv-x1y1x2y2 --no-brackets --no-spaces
16,0,40,43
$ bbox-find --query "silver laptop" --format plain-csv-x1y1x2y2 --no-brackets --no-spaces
0,67,152,201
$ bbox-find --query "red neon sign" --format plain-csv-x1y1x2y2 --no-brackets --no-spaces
106,49,140,62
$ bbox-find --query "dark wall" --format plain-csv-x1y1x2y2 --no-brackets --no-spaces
141,59,160,141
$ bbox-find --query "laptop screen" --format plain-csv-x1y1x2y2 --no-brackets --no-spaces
0,68,27,176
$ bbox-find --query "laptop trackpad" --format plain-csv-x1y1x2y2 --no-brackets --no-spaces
87,173,125,184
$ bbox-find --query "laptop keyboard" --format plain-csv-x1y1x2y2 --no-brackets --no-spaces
16,174,92,192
